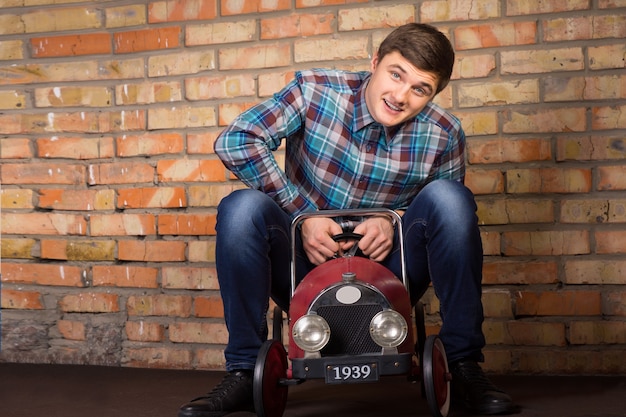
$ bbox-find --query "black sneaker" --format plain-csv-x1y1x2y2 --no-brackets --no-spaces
178,370,254,417
450,360,518,415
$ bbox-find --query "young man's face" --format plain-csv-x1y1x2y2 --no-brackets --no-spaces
365,50,439,127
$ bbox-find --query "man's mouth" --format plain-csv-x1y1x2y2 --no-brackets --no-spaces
383,98,402,112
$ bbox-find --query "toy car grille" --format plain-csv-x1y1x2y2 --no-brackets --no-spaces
316,303,383,355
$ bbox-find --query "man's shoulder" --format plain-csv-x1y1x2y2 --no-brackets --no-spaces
295,69,369,93
419,101,463,135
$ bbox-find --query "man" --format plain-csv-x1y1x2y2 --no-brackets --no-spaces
179,23,516,416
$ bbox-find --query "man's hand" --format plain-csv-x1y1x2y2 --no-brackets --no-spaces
300,217,343,265
351,216,395,262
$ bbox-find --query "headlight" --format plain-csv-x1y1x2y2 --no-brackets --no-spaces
370,310,408,348
292,314,331,352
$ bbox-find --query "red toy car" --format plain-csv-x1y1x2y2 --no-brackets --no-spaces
253,209,451,417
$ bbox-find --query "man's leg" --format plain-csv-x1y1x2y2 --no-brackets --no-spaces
179,189,292,417
385,179,516,415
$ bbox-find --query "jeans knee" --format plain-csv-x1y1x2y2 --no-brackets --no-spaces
419,179,477,217
217,189,272,232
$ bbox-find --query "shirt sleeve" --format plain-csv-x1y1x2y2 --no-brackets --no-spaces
213,78,318,217
430,126,466,183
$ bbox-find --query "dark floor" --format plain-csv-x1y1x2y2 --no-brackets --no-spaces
1,362,625,417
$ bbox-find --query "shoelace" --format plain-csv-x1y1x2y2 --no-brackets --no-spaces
453,362,502,393
192,372,249,401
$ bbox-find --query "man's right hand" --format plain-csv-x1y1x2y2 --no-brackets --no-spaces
300,217,343,265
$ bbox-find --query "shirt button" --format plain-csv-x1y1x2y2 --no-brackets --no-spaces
366,144,372,151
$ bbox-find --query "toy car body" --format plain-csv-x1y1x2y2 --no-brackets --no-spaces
253,209,451,417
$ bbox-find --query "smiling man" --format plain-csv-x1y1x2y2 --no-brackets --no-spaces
178,23,517,417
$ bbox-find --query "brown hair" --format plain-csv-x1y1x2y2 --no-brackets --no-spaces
377,23,455,95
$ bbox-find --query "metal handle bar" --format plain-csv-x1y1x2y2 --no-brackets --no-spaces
289,208,408,298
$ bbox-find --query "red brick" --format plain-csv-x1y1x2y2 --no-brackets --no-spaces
57,320,86,341
187,131,219,154
502,231,590,256
455,21,536,50
158,213,216,235
38,189,115,211
114,27,180,54
593,105,626,130
564,259,626,285
595,230,626,254
603,291,626,316
148,0,217,23
125,320,165,342
161,266,219,290
0,238,36,259
2,212,87,235
117,187,187,209
502,107,586,133
156,159,226,182
515,290,602,316
1,289,44,309
92,265,159,288
1,189,34,210
467,138,551,164
296,0,368,6
117,133,184,156
88,162,154,185
59,292,119,313
506,168,592,193
31,33,111,58
118,240,186,262
0,138,32,159
1,262,85,287
123,347,193,369
483,260,558,285
41,239,115,261
194,295,224,318
169,322,228,344
598,166,626,191
1,162,85,185
570,321,626,344
37,137,114,159
507,321,567,346
218,44,291,70
261,13,334,39
126,294,192,317
90,213,156,236
221,0,290,14
218,102,258,126
506,0,589,15
464,169,505,195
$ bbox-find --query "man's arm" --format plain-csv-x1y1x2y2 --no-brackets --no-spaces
213,78,317,217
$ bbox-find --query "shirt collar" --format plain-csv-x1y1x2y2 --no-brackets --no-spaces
353,77,376,132
353,77,403,142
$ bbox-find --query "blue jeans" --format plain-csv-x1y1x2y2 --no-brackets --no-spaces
215,179,485,372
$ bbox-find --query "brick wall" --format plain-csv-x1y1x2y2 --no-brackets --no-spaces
1,0,625,374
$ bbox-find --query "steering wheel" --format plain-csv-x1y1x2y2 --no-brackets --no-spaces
331,232,364,257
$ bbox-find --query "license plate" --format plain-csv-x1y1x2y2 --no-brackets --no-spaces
325,363,378,384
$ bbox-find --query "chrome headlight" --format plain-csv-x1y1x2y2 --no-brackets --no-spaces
369,310,408,348
292,314,331,352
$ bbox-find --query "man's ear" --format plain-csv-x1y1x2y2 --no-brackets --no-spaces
370,53,380,72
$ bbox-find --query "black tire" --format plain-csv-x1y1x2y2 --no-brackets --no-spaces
272,306,283,342
423,335,451,417
253,340,288,417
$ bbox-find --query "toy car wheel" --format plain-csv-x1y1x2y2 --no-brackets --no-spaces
423,335,451,417
253,339,288,417
272,306,283,342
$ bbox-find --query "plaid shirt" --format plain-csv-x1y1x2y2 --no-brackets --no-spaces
214,69,466,219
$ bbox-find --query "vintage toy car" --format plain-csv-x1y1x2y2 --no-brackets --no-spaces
253,209,451,417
